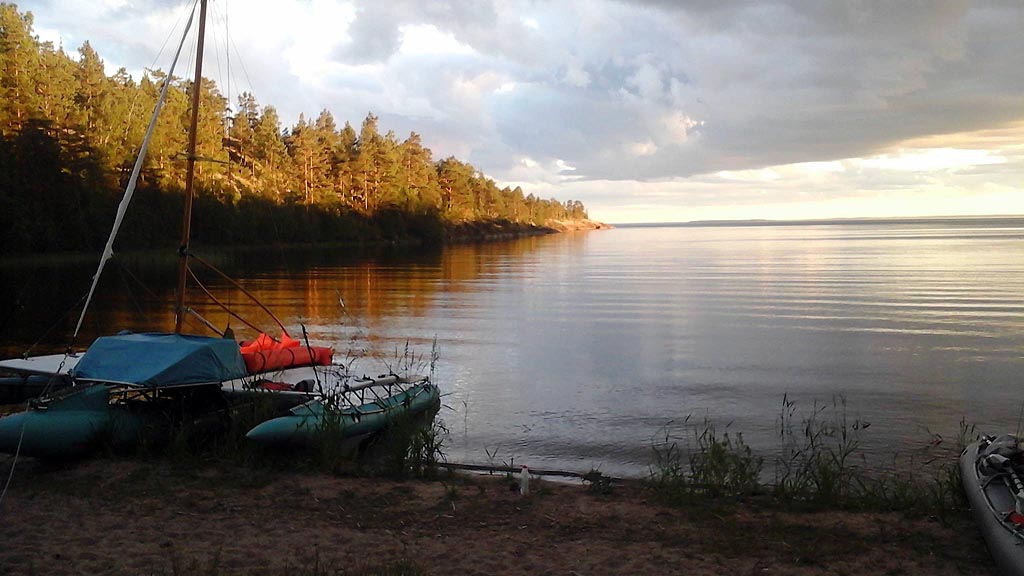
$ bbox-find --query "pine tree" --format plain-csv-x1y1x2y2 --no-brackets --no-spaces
36,41,75,128
332,121,357,209
436,157,473,220
0,4,42,135
351,112,382,213
398,132,440,213
252,104,289,201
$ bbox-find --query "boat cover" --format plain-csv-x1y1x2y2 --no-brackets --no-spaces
71,333,248,387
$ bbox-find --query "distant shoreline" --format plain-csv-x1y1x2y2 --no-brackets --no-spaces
0,219,611,267
612,214,1024,228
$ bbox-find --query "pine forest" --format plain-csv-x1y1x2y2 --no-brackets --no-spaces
0,4,589,255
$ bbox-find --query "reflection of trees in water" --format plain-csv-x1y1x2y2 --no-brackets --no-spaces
0,236,577,356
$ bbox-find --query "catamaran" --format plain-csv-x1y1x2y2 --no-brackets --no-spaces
0,0,439,459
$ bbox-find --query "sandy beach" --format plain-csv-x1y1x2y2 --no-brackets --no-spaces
0,457,995,575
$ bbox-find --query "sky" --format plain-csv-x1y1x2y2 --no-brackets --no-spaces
21,0,1024,223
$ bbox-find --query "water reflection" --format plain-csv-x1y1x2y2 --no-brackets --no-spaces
0,237,566,355
2,223,1024,477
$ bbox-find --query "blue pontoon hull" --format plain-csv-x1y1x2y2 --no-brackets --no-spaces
245,382,440,447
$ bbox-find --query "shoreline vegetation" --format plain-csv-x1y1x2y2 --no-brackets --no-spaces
0,397,996,574
0,5,603,258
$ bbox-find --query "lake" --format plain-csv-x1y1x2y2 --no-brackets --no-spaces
2,219,1023,477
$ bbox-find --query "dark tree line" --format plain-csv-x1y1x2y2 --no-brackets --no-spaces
0,4,588,255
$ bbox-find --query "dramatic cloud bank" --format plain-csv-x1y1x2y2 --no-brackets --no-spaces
24,0,1024,222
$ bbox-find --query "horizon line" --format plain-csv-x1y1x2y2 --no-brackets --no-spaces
608,214,1024,227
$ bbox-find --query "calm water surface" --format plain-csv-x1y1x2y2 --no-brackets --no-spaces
2,221,1023,476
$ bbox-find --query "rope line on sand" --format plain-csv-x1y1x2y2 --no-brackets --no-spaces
0,418,27,512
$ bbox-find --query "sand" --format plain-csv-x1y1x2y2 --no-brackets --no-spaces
0,458,996,575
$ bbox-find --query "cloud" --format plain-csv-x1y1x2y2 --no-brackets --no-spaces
20,0,1024,220
575,122,1024,223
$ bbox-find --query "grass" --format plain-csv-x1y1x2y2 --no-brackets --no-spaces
363,408,449,479
648,416,762,503
121,387,971,518
647,395,976,516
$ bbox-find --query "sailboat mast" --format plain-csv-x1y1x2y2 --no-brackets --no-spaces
174,0,209,334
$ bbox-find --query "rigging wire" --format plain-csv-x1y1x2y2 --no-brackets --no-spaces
209,6,225,109
20,292,89,360
183,9,197,114
0,276,33,335
208,0,254,102
227,26,256,98
71,1,199,344
224,0,232,113
115,263,149,320
114,259,164,304
188,252,290,337
150,0,196,72
123,0,199,150
217,1,236,190
187,267,269,335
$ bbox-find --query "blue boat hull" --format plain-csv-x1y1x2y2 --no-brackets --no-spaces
245,382,440,447
0,386,145,458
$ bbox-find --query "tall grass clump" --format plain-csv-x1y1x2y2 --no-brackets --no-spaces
306,340,444,476
648,395,977,515
771,396,974,514
772,395,864,505
649,415,762,503
850,418,975,516
367,410,449,479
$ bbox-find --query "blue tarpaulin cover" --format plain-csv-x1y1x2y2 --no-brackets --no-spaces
72,333,247,387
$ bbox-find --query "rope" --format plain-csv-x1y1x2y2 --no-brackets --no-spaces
20,291,88,360
209,7,224,106
301,324,322,391
150,0,195,72
186,267,268,335
115,264,147,319
227,27,255,98
0,270,34,334
114,259,163,303
0,345,79,514
121,0,197,148
71,2,198,343
0,416,26,512
224,0,231,114
188,252,290,336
